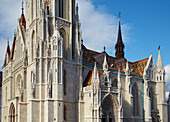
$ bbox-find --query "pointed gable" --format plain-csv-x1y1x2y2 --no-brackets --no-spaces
3,43,11,67
10,36,16,60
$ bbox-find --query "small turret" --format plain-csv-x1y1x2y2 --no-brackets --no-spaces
125,61,130,76
19,1,26,29
103,54,108,71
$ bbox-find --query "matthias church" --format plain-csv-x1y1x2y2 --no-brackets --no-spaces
1,0,169,122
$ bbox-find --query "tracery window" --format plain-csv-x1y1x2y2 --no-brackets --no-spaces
132,83,138,116
9,103,15,122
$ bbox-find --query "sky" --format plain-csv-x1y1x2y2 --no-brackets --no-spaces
0,0,169,96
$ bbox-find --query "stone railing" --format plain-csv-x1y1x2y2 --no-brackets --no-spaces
55,17,71,27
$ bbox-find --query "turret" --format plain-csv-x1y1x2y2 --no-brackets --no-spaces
103,54,108,71
156,46,165,81
115,12,125,59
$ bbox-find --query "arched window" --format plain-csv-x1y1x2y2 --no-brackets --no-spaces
63,70,66,95
132,83,138,116
32,31,35,61
112,78,118,87
59,29,67,59
9,103,15,122
149,88,154,110
101,95,116,122
64,105,66,120
59,0,64,18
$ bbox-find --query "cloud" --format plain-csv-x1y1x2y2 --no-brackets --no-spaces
165,64,170,91
77,0,131,54
0,0,22,69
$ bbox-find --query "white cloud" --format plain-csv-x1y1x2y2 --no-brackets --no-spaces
77,0,131,54
165,92,169,100
165,64,170,91
0,0,22,70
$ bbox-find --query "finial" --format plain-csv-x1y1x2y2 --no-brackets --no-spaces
158,45,160,50
14,29,16,36
7,37,9,45
151,51,152,55
22,0,24,14
104,46,106,52
119,12,121,22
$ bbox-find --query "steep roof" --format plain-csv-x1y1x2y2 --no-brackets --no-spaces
3,42,11,67
82,44,149,77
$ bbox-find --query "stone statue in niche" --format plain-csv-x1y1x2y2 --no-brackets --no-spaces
23,49,28,66
31,72,36,99
18,78,24,102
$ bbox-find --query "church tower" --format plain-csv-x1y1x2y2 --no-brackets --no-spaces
24,0,82,121
155,46,168,122
115,13,125,59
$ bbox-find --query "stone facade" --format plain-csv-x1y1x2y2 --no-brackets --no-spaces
1,0,168,122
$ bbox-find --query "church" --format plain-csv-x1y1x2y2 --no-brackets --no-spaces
1,0,168,122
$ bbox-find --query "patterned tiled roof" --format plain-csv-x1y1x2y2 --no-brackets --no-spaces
82,44,149,77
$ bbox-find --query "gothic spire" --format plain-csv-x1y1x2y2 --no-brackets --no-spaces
103,54,108,71
115,12,125,59
156,46,164,70
19,1,26,29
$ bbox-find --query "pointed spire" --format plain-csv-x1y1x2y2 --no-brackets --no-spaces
93,62,97,79
125,61,130,75
19,1,26,29
103,54,108,71
156,46,164,69
115,12,125,59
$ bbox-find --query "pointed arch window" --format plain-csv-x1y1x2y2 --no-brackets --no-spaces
32,31,35,62
59,0,64,18
59,29,67,59
149,88,154,110
9,103,15,122
64,105,66,120
63,70,66,95
132,83,138,116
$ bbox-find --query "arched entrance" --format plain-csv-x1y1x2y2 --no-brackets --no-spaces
101,94,118,122
9,103,15,122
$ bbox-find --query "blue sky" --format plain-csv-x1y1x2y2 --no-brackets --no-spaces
0,0,170,94
88,0,170,65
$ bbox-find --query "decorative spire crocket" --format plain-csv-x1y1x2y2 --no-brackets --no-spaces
115,12,125,59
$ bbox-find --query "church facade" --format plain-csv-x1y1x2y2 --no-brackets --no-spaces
1,0,168,122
